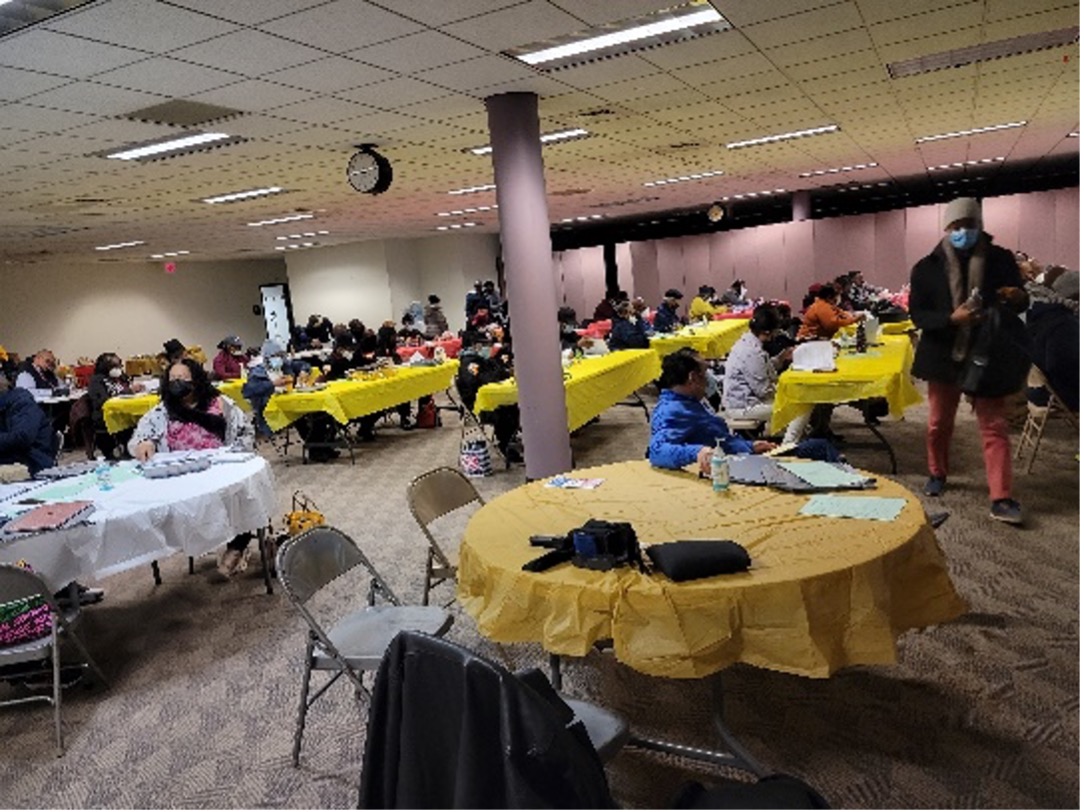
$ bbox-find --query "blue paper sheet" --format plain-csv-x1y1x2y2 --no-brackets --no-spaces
799,494,907,522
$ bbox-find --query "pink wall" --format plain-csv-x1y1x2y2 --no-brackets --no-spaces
554,187,1079,309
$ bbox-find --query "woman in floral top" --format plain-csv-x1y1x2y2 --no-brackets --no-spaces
129,358,255,576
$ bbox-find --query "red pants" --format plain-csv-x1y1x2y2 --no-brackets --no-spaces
926,379,1012,501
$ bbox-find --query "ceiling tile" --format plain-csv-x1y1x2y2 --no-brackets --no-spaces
0,67,73,103
165,0,330,25
185,79,318,112
266,56,397,94
763,30,875,69
93,57,240,98
346,30,488,74
589,73,695,104
269,96,376,126
21,81,167,118
439,3,584,50
546,0,672,26
43,0,239,52
259,0,424,53
368,0,525,28
0,103,100,134
0,30,148,79
171,30,327,76
465,73,578,101
413,55,537,94
742,4,865,47
335,76,455,108
853,0,980,25
868,6,984,48
547,56,662,90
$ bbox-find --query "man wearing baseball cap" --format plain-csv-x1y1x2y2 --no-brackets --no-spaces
909,197,1028,524
654,288,685,333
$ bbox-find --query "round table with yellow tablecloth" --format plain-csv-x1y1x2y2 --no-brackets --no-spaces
457,459,966,680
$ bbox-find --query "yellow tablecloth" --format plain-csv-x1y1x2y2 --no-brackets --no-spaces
473,350,661,432
650,319,749,360
262,362,458,432
457,460,966,680
881,319,915,335
771,335,922,434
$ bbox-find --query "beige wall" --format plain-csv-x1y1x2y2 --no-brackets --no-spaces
0,258,286,364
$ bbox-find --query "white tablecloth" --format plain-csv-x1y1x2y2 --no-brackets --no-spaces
0,457,276,591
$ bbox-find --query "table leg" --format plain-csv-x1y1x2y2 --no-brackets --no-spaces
257,526,274,595
862,419,897,474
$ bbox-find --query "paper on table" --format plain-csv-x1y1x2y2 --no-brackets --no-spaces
800,494,906,522
791,341,835,372
776,461,871,489
545,475,605,490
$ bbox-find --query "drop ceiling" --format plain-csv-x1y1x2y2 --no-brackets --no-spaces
0,0,1077,266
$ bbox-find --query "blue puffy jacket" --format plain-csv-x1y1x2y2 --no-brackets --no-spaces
0,387,55,474
648,389,753,469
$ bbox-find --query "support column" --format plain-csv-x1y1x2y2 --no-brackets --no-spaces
485,92,572,478
792,190,811,222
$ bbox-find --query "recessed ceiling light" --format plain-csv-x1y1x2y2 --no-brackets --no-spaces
467,128,589,156
720,188,787,201
150,250,190,259
103,132,239,161
798,162,878,178
436,205,498,217
927,156,1005,171
643,169,724,188
447,183,497,195
202,186,284,204
247,213,314,227
915,121,1026,143
507,4,730,70
727,125,839,150
94,240,145,251
559,214,605,223
436,222,479,231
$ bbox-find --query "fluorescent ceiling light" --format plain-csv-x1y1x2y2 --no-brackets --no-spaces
927,157,1005,171
798,162,878,178
437,205,498,217
448,184,496,195
94,240,145,251
436,222,479,231
719,188,787,201
914,121,1026,143
1069,132,1079,138
202,186,284,204
104,132,233,161
514,6,724,67
275,231,329,240
468,128,588,156
248,213,314,227
559,214,605,223
150,250,190,259
727,125,838,150
886,27,1080,79
643,169,724,188
275,243,318,250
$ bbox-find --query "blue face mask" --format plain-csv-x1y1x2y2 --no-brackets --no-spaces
269,357,283,371
949,227,979,250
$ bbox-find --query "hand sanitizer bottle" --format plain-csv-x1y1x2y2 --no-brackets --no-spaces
711,439,729,493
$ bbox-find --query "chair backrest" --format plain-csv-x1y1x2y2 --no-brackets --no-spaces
407,467,484,529
0,563,53,606
359,630,612,809
276,525,399,608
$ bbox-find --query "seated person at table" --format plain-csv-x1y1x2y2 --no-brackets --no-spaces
719,279,749,307
1026,269,1079,412
648,349,837,474
608,301,651,351
162,338,186,366
558,306,582,351
14,349,59,393
87,352,143,459
654,289,685,333
398,315,424,345
723,307,810,444
797,284,860,340
351,326,415,439
129,359,256,577
847,270,883,311
305,314,334,345
424,294,449,339
0,376,55,475
212,335,246,381
764,304,799,358
456,348,522,463
689,285,727,320
592,289,628,322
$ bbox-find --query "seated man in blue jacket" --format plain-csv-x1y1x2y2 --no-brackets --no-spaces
648,348,838,475
0,378,56,475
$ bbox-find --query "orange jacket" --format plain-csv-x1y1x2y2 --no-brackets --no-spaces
797,298,858,340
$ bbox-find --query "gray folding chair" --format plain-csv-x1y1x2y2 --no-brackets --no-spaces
276,526,453,767
0,565,108,755
406,467,485,606
1015,365,1078,474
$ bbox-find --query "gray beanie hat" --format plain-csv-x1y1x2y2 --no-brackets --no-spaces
1051,270,1079,301
942,197,983,231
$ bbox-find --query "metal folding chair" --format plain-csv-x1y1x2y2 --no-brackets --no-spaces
407,467,485,606
276,526,453,767
0,565,108,755
1016,366,1078,474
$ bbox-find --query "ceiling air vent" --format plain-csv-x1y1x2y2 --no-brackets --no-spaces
123,100,243,127
887,27,1079,78
589,195,661,209
551,188,591,197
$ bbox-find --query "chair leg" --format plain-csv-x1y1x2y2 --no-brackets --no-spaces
422,550,433,607
292,642,315,767
52,623,63,756
188,557,195,575
151,560,162,586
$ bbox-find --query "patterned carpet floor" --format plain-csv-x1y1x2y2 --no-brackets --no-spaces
0,384,1078,808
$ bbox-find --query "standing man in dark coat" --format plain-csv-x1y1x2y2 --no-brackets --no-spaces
909,197,1028,524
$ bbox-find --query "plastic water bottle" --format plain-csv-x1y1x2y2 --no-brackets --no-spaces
711,439,729,493
95,461,113,491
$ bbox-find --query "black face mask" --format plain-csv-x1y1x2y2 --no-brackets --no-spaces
167,380,193,399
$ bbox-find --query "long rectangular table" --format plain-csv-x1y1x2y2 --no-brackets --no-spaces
102,363,459,434
473,350,661,432
649,319,749,360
